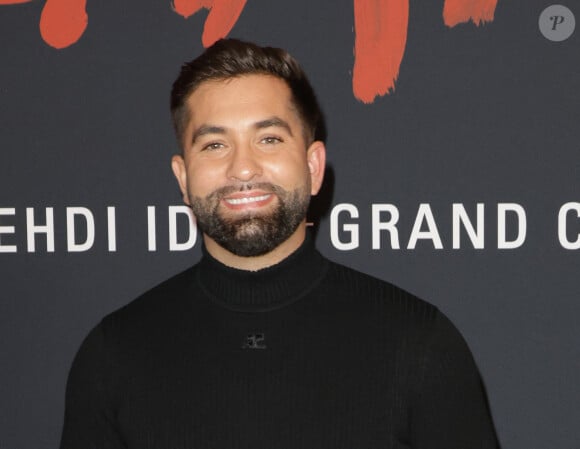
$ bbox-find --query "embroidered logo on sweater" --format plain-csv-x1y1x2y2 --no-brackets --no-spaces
242,333,266,350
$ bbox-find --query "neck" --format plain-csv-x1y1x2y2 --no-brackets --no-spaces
203,222,308,271
197,230,327,311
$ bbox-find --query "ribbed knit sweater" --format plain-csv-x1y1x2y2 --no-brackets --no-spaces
60,238,499,449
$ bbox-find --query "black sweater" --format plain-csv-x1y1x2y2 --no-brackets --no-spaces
60,238,499,449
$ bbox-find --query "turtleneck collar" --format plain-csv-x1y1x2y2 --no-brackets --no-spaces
196,234,328,312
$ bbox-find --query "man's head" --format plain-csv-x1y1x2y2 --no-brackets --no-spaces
170,40,326,269
170,38,326,148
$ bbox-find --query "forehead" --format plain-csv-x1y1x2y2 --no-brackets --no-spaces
184,74,299,126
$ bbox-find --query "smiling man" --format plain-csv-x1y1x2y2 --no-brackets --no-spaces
60,39,499,449
171,72,324,270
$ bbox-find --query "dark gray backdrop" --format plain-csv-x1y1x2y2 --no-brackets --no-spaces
1,1,579,448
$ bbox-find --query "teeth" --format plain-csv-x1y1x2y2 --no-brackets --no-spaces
225,194,270,205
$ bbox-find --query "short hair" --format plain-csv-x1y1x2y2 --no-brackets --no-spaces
170,38,326,148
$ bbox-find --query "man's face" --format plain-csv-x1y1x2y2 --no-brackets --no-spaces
171,74,325,258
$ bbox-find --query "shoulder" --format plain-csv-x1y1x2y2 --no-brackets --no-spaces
318,257,478,375
91,264,201,342
319,257,474,352
322,258,441,325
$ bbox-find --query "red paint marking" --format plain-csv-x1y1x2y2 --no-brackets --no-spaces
352,0,498,103
173,0,210,18
173,0,247,47
443,0,498,27
1,0,498,103
353,0,409,104
39,0,87,49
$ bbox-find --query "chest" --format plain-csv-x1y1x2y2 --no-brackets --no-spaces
115,311,413,448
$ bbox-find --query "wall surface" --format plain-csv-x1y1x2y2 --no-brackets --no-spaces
1,1,579,448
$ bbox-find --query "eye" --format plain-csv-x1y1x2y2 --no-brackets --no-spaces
260,136,283,145
201,142,225,151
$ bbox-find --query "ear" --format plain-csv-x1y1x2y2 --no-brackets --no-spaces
306,141,326,196
171,154,191,205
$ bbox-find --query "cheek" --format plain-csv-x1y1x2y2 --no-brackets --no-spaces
265,155,310,185
184,163,223,196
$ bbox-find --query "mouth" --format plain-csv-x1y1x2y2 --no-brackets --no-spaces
222,192,274,210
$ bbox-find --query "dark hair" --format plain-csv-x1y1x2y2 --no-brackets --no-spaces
170,38,326,147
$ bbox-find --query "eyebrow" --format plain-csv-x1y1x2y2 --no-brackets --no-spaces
253,117,294,136
191,125,226,145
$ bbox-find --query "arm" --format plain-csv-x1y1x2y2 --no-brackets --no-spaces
60,323,126,449
409,311,500,449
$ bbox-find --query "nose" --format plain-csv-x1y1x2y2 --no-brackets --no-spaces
226,142,262,182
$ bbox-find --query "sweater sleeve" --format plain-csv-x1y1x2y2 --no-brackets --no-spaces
409,311,500,449
59,322,126,449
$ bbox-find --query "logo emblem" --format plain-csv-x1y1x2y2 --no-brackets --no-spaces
242,333,266,350
539,5,576,42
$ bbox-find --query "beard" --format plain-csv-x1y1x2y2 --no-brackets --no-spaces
189,181,311,257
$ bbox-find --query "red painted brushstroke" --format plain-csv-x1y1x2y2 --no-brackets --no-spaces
173,0,247,47
39,0,87,49
353,0,409,104
443,0,498,27
3,0,499,103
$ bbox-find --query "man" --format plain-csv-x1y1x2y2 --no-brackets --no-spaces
60,39,499,449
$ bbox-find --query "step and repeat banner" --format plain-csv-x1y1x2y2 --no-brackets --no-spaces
1,1,579,448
